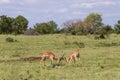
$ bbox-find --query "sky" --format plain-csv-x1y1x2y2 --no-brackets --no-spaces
0,0,120,28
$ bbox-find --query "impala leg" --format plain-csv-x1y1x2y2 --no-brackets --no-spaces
50,57,54,64
69,57,72,63
50,60,53,64
75,56,78,61
65,57,68,63
73,57,76,63
77,53,80,60
41,57,46,66
57,58,60,63
40,57,43,64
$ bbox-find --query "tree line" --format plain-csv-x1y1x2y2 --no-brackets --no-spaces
0,15,28,34
0,13,120,35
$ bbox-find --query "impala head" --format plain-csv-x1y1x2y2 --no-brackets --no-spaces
56,57,62,63
57,53,65,63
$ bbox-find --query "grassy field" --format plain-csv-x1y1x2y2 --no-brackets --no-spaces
0,34,120,80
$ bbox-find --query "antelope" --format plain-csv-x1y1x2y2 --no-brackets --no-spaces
65,50,80,63
40,52,64,65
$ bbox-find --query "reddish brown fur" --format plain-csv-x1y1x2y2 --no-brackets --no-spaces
66,50,80,63
40,52,61,64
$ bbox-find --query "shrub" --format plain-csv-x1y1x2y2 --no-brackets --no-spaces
64,41,71,45
73,42,85,48
96,42,120,47
94,34,105,40
6,37,17,42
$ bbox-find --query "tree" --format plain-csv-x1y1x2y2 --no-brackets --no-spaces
73,19,86,35
94,25,114,39
61,19,85,35
94,25,114,35
0,15,14,34
34,23,50,34
12,15,28,34
84,13,103,34
34,21,58,34
47,21,57,33
61,19,75,34
114,20,120,34
103,25,114,34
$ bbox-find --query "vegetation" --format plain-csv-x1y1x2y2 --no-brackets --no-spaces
84,13,103,34
0,34,120,80
34,21,58,34
0,15,28,34
0,10,120,80
12,15,28,34
6,37,17,42
62,19,86,35
114,20,120,34
0,13,119,35
61,13,114,36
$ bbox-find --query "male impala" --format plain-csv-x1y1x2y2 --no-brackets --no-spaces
65,50,80,63
40,52,63,65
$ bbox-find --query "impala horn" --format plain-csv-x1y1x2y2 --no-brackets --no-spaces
61,53,65,59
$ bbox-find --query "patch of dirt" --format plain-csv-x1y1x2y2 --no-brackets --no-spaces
0,56,41,63
20,57,41,61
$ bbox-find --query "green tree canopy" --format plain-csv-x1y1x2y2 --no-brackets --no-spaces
0,15,14,34
84,13,103,34
12,15,28,34
114,20,120,34
34,21,57,34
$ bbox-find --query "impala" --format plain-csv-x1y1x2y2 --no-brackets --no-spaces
40,52,64,65
65,50,80,63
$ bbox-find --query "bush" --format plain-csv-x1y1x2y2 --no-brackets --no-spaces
94,34,106,40
73,42,85,48
96,42,120,47
6,37,17,42
64,41,71,45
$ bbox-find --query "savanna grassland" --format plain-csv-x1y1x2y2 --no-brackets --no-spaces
0,34,120,80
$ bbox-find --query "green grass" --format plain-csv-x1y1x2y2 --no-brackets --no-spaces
0,34,120,80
